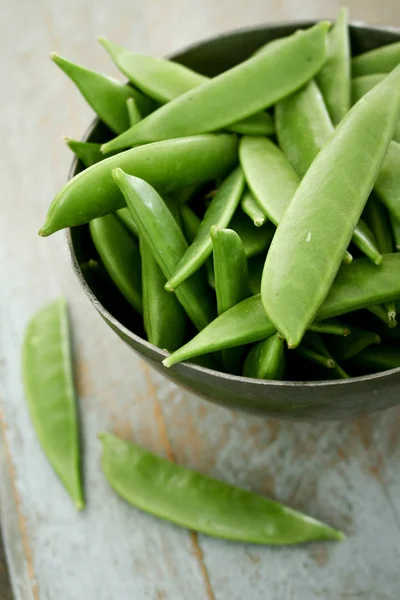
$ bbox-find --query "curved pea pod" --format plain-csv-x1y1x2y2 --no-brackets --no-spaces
308,318,350,336
112,169,216,331
50,53,154,134
98,37,274,137
352,75,400,142
163,254,400,367
390,213,400,250
140,238,187,351
101,22,330,152
166,168,245,291
374,141,400,223
351,345,400,371
316,7,351,124
39,134,238,236
327,326,381,360
295,346,335,370
262,65,400,348
100,433,343,544
211,226,250,373
89,213,143,314
22,299,84,510
352,219,382,266
352,41,400,76
241,189,267,227
243,334,285,380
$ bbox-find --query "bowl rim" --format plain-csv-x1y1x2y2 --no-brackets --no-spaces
66,19,400,390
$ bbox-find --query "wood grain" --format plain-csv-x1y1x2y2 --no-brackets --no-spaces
2,0,400,598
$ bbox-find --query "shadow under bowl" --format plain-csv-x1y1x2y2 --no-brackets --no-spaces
67,20,400,421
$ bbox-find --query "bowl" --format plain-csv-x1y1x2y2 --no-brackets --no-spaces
67,20,400,421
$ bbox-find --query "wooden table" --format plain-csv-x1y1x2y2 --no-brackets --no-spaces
2,1,400,598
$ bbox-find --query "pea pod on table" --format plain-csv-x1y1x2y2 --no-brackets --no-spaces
112,169,216,331
165,168,245,291
50,53,154,134
316,7,351,124
163,254,400,367
22,299,84,510
262,65,400,348
352,41,400,76
101,22,330,152
100,433,343,544
98,37,274,137
39,134,238,236
211,226,250,373
243,334,286,380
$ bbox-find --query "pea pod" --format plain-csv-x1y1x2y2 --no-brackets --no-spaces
163,254,400,367
296,346,335,370
262,66,400,348
243,334,285,380
112,169,216,331
351,345,400,371
374,141,400,223
327,326,381,360
22,299,84,510
101,22,329,151
39,134,238,236
368,304,397,328
316,7,351,124
351,75,400,142
100,433,343,544
390,213,400,250
352,41,400,76
126,97,143,127
89,213,143,314
240,136,382,265
241,189,267,227
300,332,349,379
50,53,154,134
308,318,350,337
98,37,274,137
229,212,275,258
165,168,245,291
64,138,106,168
211,226,250,373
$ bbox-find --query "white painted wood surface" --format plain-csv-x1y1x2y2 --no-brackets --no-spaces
2,1,400,598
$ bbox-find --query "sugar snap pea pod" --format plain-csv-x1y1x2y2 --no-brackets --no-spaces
352,219,382,266
50,53,154,135
262,66,400,348
241,189,268,227
211,226,250,373
352,41,400,76
316,7,351,124
327,326,381,360
374,141,400,223
308,318,350,336
101,22,330,152
351,345,400,371
89,213,143,314
64,138,106,168
163,254,400,367
100,432,343,543
98,37,274,137
243,334,285,380
166,168,245,291
179,205,215,287
112,169,216,331
296,346,335,370
390,213,400,250
39,134,238,236
140,237,187,351
368,305,397,328
126,97,143,127
22,299,84,510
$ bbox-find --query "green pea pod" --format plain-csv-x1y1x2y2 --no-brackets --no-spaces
39,134,238,236
243,334,285,380
100,433,343,544
140,237,187,351
126,97,143,127
229,212,275,258
240,136,381,265
368,304,397,328
50,53,154,134
308,318,350,336
241,189,267,227
89,213,143,314
364,197,396,322
163,254,400,367
352,75,400,142
262,65,400,348
327,326,381,360
181,205,201,242
101,22,329,152
166,168,245,291
352,41,400,76
211,226,250,373
98,37,274,137
296,346,335,370
390,213,400,250
22,299,84,510
351,345,400,371
374,141,400,223
64,138,106,168
112,169,216,331
316,7,351,124
301,331,350,379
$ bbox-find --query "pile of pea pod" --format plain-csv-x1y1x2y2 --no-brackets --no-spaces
41,9,400,383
